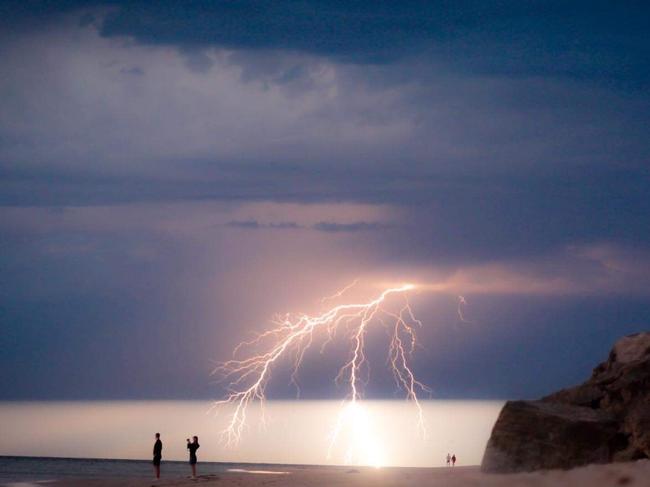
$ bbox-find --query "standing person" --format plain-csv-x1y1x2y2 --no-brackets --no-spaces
187,436,200,479
451,453,456,466
152,433,162,479
446,453,451,466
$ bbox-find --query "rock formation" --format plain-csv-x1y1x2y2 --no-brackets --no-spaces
481,332,650,473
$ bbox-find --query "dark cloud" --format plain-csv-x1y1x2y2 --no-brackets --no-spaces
96,1,650,85
78,12,96,28
312,221,390,233
271,222,302,230
224,220,388,233
3,1,649,85
225,220,303,230
1,1,649,401
225,220,262,229
179,46,215,74
3,160,647,264
119,66,144,76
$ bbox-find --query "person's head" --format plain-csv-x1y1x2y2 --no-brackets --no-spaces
155,433,160,439
193,436,198,443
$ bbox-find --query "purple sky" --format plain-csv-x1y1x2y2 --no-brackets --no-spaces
1,1,649,400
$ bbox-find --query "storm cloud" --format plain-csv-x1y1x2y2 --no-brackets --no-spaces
0,2,649,400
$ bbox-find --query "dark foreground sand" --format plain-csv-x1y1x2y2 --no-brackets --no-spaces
47,460,650,487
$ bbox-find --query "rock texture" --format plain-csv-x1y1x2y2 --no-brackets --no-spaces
482,332,650,473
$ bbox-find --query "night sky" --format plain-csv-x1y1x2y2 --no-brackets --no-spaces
1,1,649,401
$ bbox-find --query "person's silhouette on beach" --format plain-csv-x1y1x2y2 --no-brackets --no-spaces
446,453,451,466
152,432,162,479
451,453,456,466
187,435,200,479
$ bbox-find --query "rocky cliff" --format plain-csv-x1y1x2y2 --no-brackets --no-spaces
481,332,650,473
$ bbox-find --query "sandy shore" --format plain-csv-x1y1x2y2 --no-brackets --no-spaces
44,460,650,487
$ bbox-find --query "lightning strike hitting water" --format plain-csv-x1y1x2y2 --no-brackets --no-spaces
211,282,431,458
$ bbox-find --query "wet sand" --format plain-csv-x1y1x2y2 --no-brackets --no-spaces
46,460,650,487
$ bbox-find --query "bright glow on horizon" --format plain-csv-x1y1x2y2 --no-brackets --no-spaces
0,400,504,467
328,401,385,468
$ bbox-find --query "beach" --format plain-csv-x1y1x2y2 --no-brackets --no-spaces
0,400,502,468
3,400,648,486
6,461,646,487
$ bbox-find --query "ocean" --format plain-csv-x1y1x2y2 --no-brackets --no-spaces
0,400,503,482
0,456,293,484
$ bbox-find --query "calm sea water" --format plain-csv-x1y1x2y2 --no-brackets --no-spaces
0,456,293,484
0,400,502,482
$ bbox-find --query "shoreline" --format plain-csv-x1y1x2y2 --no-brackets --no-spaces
0,454,357,469
2,456,649,487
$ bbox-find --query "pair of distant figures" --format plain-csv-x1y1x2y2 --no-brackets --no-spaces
152,432,200,480
446,453,457,467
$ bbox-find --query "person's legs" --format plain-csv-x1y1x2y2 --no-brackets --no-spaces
155,464,160,479
191,463,197,478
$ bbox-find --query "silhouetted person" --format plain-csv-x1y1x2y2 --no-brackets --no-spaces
451,453,456,466
187,436,200,479
152,433,162,479
446,452,451,466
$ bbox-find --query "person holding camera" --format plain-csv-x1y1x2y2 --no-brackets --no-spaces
187,436,200,479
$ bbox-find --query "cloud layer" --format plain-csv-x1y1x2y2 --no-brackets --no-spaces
1,3,649,400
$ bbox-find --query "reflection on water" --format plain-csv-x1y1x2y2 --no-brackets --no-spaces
227,469,289,474
0,400,502,467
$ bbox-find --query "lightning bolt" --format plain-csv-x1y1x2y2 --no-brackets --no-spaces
320,278,359,304
211,282,431,461
457,295,472,323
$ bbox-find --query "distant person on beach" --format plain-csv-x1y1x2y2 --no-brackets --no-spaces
152,432,162,479
446,453,451,466
187,436,200,479
452,453,456,466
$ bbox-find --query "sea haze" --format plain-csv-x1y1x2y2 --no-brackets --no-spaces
0,400,502,468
